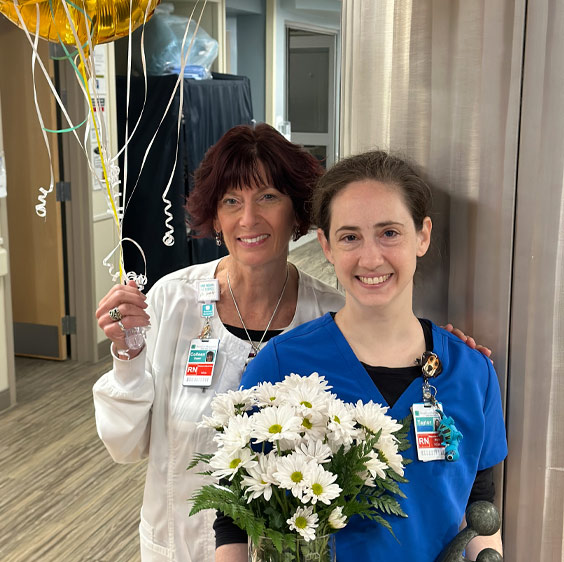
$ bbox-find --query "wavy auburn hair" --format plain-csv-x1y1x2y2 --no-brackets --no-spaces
186,123,324,239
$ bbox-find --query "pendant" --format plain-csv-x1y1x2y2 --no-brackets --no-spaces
418,351,443,378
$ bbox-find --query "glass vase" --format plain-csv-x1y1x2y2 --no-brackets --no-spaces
248,533,336,562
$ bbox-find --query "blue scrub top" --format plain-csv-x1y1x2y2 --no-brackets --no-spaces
241,313,507,562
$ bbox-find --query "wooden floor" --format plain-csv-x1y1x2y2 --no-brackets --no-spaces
0,240,335,562
0,357,147,562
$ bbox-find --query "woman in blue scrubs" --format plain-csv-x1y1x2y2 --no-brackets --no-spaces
216,150,507,562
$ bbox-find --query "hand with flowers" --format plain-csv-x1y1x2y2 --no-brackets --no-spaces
189,373,410,556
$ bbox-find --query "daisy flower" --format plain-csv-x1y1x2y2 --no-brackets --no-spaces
328,506,347,529
298,410,329,443
279,373,332,415
209,447,257,480
302,464,342,505
366,450,388,480
354,400,402,438
250,404,302,444
297,440,332,464
273,452,314,500
241,452,277,502
376,434,405,476
254,381,282,407
280,372,332,393
326,398,358,450
287,506,319,542
203,388,255,428
214,413,253,453
282,385,331,416
199,413,226,431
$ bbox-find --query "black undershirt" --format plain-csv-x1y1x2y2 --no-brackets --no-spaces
359,316,434,408
214,316,495,547
223,324,283,344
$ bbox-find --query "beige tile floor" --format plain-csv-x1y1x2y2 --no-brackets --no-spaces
0,356,146,562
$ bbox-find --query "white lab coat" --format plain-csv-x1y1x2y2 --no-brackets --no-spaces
93,259,344,561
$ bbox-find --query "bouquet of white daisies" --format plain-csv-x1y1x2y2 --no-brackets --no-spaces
189,373,410,557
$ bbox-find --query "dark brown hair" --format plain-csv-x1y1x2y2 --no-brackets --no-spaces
186,123,324,239
313,150,432,239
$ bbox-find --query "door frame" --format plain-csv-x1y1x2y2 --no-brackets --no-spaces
57,60,100,363
285,22,339,168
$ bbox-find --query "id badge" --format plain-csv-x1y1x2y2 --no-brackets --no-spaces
411,402,445,462
198,279,220,302
183,338,220,387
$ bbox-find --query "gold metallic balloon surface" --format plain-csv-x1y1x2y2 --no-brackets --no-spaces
0,0,160,46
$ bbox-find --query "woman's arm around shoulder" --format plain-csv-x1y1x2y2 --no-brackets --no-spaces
442,323,492,358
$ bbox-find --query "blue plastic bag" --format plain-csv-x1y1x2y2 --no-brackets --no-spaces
131,3,218,79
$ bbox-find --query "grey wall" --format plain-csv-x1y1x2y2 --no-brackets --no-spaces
237,12,266,122
341,1,564,559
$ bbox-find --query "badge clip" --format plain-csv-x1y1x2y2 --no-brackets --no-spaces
413,351,463,462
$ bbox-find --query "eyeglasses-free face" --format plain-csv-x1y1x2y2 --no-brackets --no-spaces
214,183,297,271
317,179,431,315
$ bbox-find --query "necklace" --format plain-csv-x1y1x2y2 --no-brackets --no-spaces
226,266,289,358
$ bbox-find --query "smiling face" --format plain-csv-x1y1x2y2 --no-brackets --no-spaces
317,179,432,314
214,181,297,269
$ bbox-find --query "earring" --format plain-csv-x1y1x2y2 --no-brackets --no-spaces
215,230,222,246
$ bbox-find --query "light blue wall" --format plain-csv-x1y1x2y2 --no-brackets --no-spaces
227,0,266,122
237,12,266,121
226,16,238,74
226,0,263,14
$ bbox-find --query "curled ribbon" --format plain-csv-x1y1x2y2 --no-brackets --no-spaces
103,236,148,291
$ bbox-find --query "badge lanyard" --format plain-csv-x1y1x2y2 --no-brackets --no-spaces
182,280,220,389
412,351,463,462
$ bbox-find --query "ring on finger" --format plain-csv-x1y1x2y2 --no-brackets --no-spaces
118,320,126,332
109,307,122,322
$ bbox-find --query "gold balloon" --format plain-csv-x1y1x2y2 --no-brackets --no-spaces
0,0,160,46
